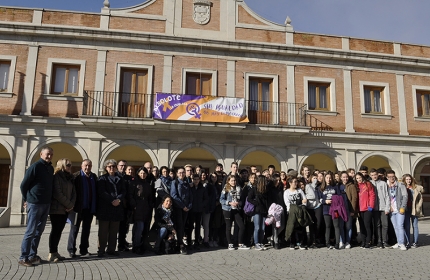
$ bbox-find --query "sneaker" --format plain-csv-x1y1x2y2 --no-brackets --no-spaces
29,255,42,265
213,241,219,248
180,245,188,255
274,243,280,250
228,244,235,250
364,244,370,249
203,242,210,248
345,243,351,249
339,242,344,249
183,239,188,246
18,259,33,267
399,244,407,251
411,243,418,248
377,242,384,249
238,244,250,250
391,244,399,249
290,245,295,250
334,244,340,250
69,252,77,258
80,252,91,257
298,244,307,250
327,244,333,250
308,244,317,249
254,243,263,251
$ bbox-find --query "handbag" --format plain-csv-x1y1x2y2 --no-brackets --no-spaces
244,198,255,216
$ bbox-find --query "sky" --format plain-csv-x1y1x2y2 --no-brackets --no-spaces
2,0,430,46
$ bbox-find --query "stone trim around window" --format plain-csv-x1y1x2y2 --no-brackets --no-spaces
0,55,17,96
45,58,86,96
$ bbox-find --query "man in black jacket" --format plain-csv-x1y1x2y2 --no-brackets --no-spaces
18,146,54,267
67,159,98,257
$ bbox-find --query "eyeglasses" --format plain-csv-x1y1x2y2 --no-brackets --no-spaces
107,165,117,169
66,164,72,167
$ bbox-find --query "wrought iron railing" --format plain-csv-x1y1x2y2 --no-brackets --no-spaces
82,91,331,130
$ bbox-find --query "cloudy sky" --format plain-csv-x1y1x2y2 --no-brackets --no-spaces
3,0,430,46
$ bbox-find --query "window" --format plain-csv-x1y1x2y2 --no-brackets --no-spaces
364,86,384,114
304,77,336,115
0,61,11,92
416,90,430,117
186,73,212,95
308,82,330,110
51,64,80,95
359,81,391,118
119,68,148,118
182,69,217,96
249,78,272,124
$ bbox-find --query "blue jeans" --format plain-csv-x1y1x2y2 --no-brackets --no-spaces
132,221,145,248
154,227,168,250
20,203,50,260
404,213,419,244
390,212,405,245
253,214,265,244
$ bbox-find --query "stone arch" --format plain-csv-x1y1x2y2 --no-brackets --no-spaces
100,140,159,168
0,142,12,208
357,152,402,175
236,146,285,171
27,138,88,166
0,138,14,165
412,154,430,186
169,143,224,168
298,148,347,172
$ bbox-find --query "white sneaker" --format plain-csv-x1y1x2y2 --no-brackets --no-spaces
183,239,188,246
345,243,351,249
399,244,407,251
339,242,344,249
228,244,235,250
238,244,250,250
391,244,399,249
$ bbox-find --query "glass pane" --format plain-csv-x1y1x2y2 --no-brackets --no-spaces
54,67,66,93
249,80,259,110
186,75,197,95
373,90,381,112
0,63,10,90
308,85,316,109
121,71,133,103
262,82,270,111
364,89,371,113
423,94,430,116
319,87,327,109
67,68,79,94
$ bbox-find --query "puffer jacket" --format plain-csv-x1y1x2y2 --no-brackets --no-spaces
411,185,424,217
358,181,375,212
50,170,76,215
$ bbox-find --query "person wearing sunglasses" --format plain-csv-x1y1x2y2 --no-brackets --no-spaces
96,159,126,257
48,158,76,262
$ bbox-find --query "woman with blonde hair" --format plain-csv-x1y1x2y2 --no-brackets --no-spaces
402,174,424,248
48,158,76,262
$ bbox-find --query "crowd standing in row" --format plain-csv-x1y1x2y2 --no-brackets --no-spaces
17,146,425,266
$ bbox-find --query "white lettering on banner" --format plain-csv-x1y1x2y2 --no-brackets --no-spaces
154,95,182,111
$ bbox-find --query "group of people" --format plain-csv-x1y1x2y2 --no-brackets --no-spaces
18,146,424,267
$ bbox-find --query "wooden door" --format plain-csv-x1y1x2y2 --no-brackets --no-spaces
0,164,10,207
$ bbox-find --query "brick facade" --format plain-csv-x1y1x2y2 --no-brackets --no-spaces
294,33,342,49
131,0,164,15
0,8,33,23
109,17,166,33
42,11,100,28
349,38,394,54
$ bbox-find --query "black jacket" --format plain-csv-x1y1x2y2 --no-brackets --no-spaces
73,170,97,214
96,173,126,221
128,177,154,222
247,187,269,215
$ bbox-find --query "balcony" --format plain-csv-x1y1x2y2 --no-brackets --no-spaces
82,91,332,130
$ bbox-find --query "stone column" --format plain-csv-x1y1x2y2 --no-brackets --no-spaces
20,45,39,116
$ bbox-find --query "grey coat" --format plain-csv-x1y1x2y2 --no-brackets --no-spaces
371,179,390,213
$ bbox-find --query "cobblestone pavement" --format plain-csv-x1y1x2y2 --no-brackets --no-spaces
1,219,430,280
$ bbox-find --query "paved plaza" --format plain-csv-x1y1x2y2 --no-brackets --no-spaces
1,219,429,280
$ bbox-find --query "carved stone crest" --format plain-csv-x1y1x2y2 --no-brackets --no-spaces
193,0,211,25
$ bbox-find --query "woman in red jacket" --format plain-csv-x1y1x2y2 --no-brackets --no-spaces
355,172,375,249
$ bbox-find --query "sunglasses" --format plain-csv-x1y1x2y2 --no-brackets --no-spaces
66,164,72,167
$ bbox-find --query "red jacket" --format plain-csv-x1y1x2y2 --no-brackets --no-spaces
358,181,375,212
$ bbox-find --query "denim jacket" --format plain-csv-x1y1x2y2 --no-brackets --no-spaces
219,185,242,211
170,178,193,210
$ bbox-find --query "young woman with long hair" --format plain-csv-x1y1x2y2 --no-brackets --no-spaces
247,175,269,250
284,177,307,250
355,172,375,249
401,174,424,248
320,172,341,249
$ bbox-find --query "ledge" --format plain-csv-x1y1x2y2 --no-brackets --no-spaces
307,110,338,116
0,92,14,98
361,113,392,120
414,116,430,122
43,94,84,101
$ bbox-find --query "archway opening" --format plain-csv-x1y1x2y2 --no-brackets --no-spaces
240,151,280,173
302,153,337,173
105,145,152,176
361,155,391,172
31,142,83,174
0,144,11,207
413,158,430,195
173,148,217,174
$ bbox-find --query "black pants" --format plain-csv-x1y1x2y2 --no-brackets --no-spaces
49,213,68,253
173,207,189,246
223,209,245,245
360,211,373,245
186,211,203,244
98,220,120,253
118,209,130,249
67,209,94,254
323,215,340,245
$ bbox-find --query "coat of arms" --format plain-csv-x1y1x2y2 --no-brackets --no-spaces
193,0,211,25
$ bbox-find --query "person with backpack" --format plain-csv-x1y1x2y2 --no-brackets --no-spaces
247,175,269,250
220,174,250,250
170,167,193,255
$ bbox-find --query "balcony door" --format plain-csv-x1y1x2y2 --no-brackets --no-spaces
249,78,272,124
120,68,148,118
